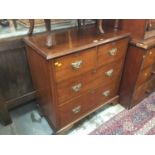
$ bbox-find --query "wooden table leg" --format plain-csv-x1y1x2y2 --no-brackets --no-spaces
44,19,51,32
8,20,16,32
114,19,119,31
12,19,17,29
77,19,82,28
28,19,35,35
77,19,86,28
44,19,56,48
98,19,104,34
82,19,86,28
0,96,12,126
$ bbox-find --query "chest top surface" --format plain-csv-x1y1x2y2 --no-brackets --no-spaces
24,26,130,60
131,37,155,50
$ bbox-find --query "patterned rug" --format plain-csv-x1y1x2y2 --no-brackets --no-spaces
90,92,155,135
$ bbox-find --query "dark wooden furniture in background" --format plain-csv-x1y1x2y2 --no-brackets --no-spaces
0,37,36,124
79,19,119,33
0,94,12,125
78,20,105,33
24,26,129,133
119,19,155,40
119,19,155,108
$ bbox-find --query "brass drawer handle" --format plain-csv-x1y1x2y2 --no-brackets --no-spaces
54,62,62,67
71,60,83,70
105,69,114,77
102,90,110,97
108,48,117,56
72,83,82,92
72,105,81,114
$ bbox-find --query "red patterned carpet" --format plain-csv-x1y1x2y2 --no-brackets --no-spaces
90,92,155,135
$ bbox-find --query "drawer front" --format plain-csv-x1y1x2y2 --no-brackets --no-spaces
136,65,155,87
56,61,123,105
53,47,96,82
58,96,87,127
133,77,155,104
97,38,128,67
142,48,155,69
58,82,119,127
86,82,119,110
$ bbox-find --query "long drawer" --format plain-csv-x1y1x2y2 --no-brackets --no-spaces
142,48,155,69
97,38,128,67
56,61,123,105
58,82,119,127
52,47,97,82
136,63,155,88
133,77,155,105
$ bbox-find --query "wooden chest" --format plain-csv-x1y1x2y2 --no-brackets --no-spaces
24,27,129,133
119,20,155,109
120,38,155,108
120,19,155,40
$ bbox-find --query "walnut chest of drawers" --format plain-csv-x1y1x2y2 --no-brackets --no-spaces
120,38,155,108
24,27,129,133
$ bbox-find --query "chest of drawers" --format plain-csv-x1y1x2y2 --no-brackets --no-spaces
119,38,155,108
24,27,129,133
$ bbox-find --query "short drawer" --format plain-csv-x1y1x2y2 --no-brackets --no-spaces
142,48,155,69
97,38,128,67
133,77,155,104
52,47,96,82
86,82,119,110
136,64,155,87
56,61,123,105
58,96,87,127
58,82,119,127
